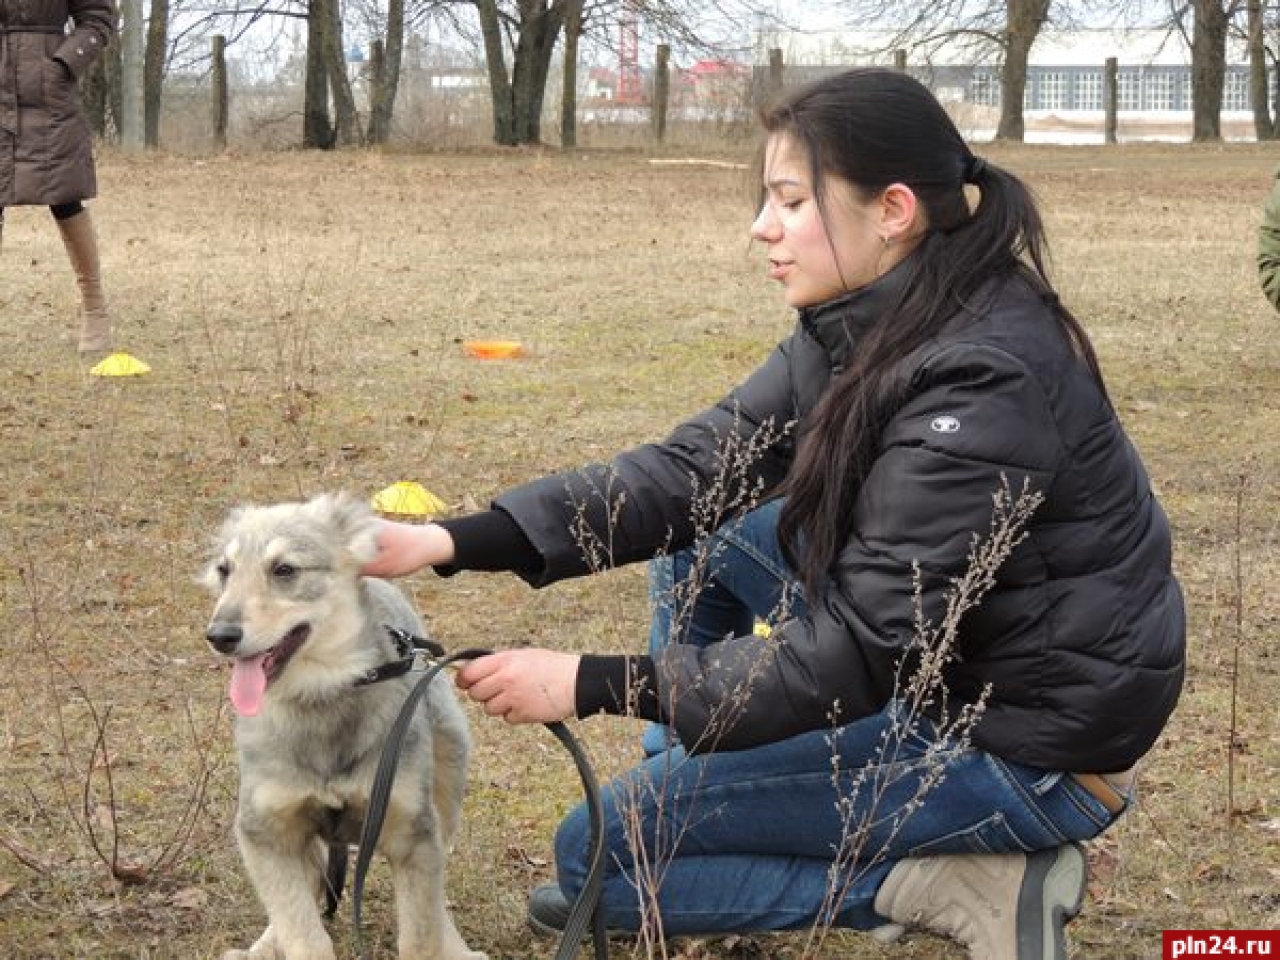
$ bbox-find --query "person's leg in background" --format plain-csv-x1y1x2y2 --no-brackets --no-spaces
52,202,113,355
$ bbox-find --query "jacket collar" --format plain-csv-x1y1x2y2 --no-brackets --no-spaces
797,256,914,373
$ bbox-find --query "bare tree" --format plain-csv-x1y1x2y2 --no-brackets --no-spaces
304,0,336,147
998,0,1051,139
300,0,360,147
1191,0,1231,140
81,37,119,140
143,0,170,147
365,0,404,143
561,0,584,147
469,0,775,146
1245,0,1274,138
474,0,570,145
828,0,1052,141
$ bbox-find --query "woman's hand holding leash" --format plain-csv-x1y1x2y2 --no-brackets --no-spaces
456,649,580,723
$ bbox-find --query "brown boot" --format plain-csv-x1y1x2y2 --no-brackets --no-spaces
56,209,113,355
874,844,1086,960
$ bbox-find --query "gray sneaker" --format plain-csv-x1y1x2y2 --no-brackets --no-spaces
873,843,1087,959
527,883,577,938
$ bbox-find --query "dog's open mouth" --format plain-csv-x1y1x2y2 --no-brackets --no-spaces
228,624,311,718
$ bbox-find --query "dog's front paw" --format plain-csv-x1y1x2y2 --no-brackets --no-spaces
440,939,489,960
220,924,283,960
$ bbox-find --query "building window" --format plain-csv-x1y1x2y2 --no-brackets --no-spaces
1117,70,1142,111
970,69,1000,107
1038,71,1068,110
1075,71,1103,111
1145,70,1175,111
1224,69,1249,110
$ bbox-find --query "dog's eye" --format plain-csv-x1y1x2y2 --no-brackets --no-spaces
272,562,298,580
216,561,231,581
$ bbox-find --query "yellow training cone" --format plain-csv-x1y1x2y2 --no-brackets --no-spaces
372,482,447,518
89,352,151,377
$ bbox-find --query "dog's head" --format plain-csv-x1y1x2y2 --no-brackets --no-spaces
202,492,381,717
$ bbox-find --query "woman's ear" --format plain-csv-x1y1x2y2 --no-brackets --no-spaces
880,183,920,242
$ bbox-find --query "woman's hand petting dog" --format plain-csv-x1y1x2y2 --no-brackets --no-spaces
362,519,457,577
456,649,580,724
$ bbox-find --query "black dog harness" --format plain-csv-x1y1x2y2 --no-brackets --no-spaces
352,625,447,686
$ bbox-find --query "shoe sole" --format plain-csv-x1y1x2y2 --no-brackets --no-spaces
528,912,580,940
1016,843,1087,960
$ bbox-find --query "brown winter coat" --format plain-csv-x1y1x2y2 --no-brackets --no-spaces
0,0,115,206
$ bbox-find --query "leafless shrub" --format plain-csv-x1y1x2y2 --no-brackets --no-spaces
7,551,226,889
804,476,1042,957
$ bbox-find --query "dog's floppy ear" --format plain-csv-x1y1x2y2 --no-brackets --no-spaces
311,492,380,566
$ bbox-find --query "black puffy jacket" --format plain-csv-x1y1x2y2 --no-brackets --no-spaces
495,265,1185,773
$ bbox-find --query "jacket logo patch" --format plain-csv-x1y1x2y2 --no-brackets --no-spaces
930,416,961,434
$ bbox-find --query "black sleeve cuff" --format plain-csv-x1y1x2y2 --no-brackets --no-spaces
575,654,662,722
435,509,542,577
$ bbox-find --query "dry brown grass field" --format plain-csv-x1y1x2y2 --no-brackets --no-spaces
1,141,1278,960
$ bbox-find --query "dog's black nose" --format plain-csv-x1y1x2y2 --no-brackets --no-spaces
206,622,243,654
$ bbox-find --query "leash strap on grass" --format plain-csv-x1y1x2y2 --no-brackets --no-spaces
353,648,609,960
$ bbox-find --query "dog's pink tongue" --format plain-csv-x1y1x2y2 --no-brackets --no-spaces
229,654,270,717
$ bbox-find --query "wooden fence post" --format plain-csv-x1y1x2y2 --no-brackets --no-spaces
769,47,784,97
653,43,670,143
211,34,227,150
1103,56,1118,145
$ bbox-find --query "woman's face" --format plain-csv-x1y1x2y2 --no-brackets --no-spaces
751,134,901,309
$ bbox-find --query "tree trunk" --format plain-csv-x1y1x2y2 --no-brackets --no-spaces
319,0,360,146
475,0,514,144
477,0,566,145
560,0,582,148
119,0,143,148
512,3,562,144
366,0,403,144
1248,0,1274,139
996,0,1048,141
143,0,168,148
81,41,113,139
1191,0,1227,142
1274,52,1280,127
303,0,334,148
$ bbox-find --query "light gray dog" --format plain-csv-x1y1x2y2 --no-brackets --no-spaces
203,493,485,960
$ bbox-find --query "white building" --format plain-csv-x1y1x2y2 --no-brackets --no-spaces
753,26,1257,121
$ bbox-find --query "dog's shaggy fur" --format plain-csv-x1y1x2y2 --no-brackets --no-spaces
203,493,485,960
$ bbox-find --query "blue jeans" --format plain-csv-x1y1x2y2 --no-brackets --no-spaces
554,502,1126,935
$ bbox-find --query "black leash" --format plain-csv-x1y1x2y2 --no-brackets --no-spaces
351,644,609,960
